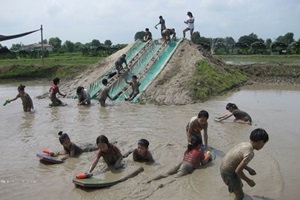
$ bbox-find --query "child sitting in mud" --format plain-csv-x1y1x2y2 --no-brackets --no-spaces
220,128,269,200
217,103,252,125
76,86,91,105
7,84,34,112
56,131,98,160
89,135,123,173
125,75,141,101
147,136,211,183
186,110,209,148
123,139,155,163
49,77,66,106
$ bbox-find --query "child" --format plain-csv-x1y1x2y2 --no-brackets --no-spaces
57,131,83,160
8,84,34,112
218,103,252,125
76,86,91,105
125,75,141,101
143,28,152,42
183,11,195,40
115,54,128,76
97,79,112,107
133,139,155,163
49,77,66,106
147,136,210,183
89,135,123,173
186,110,209,148
220,128,269,200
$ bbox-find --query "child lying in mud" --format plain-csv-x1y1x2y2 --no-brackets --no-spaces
147,136,211,183
217,103,252,125
123,139,155,163
57,131,98,160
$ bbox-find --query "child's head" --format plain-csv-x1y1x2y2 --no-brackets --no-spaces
226,103,238,112
58,131,71,148
132,75,138,82
76,86,84,95
18,84,25,93
187,136,202,151
137,139,149,156
96,135,110,152
102,78,108,86
197,110,209,125
187,11,193,17
159,16,163,19
53,77,60,85
145,28,149,32
122,54,126,58
250,128,269,150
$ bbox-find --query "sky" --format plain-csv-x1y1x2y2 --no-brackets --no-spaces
1,0,300,48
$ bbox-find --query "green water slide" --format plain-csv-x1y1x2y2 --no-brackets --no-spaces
87,39,149,99
111,38,183,102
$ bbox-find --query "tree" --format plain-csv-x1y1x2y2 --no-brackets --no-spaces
91,39,101,47
234,42,249,54
49,37,62,51
104,40,112,47
74,42,83,52
271,41,288,53
251,42,266,54
134,31,145,41
224,37,235,54
276,32,294,45
238,33,263,47
39,39,47,44
265,38,272,51
63,40,75,52
10,43,22,51
290,41,300,54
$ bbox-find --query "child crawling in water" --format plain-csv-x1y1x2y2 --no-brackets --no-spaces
89,135,123,173
147,136,211,183
218,103,252,125
123,139,155,163
7,84,34,112
57,131,98,160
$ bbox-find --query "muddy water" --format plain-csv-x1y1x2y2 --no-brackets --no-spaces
0,82,299,200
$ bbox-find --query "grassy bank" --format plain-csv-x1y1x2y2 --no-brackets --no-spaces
216,54,300,65
0,53,104,80
190,60,248,100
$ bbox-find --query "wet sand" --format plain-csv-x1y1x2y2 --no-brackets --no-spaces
0,83,299,200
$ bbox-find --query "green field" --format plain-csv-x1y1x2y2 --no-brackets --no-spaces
216,55,300,66
0,53,104,79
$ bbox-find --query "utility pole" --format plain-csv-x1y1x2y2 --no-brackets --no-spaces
41,24,44,65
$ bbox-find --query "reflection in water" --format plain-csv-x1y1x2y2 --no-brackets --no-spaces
0,83,300,200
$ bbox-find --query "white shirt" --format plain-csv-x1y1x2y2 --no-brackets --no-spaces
186,16,195,29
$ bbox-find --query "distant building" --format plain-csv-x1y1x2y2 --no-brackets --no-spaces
19,43,53,52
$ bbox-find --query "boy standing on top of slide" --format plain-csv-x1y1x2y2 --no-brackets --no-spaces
220,128,269,200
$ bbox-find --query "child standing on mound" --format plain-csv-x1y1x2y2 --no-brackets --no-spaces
186,110,209,148
89,135,123,173
7,84,34,112
132,139,155,163
49,77,66,106
147,136,210,183
125,75,141,101
57,131,83,160
220,128,269,200
218,103,252,125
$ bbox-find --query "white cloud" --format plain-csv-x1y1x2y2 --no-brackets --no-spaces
1,0,299,48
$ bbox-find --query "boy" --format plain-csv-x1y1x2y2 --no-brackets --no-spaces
143,28,152,42
155,16,166,35
115,54,128,76
161,28,176,44
186,110,209,148
49,77,66,106
220,128,269,200
97,79,112,107
125,75,141,101
133,139,154,163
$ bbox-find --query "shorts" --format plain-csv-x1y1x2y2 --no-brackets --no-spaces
220,167,243,193
50,97,62,106
177,162,194,176
243,116,252,123
184,28,194,31
98,98,106,107
129,91,139,99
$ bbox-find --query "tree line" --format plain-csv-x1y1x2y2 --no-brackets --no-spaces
0,38,127,59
